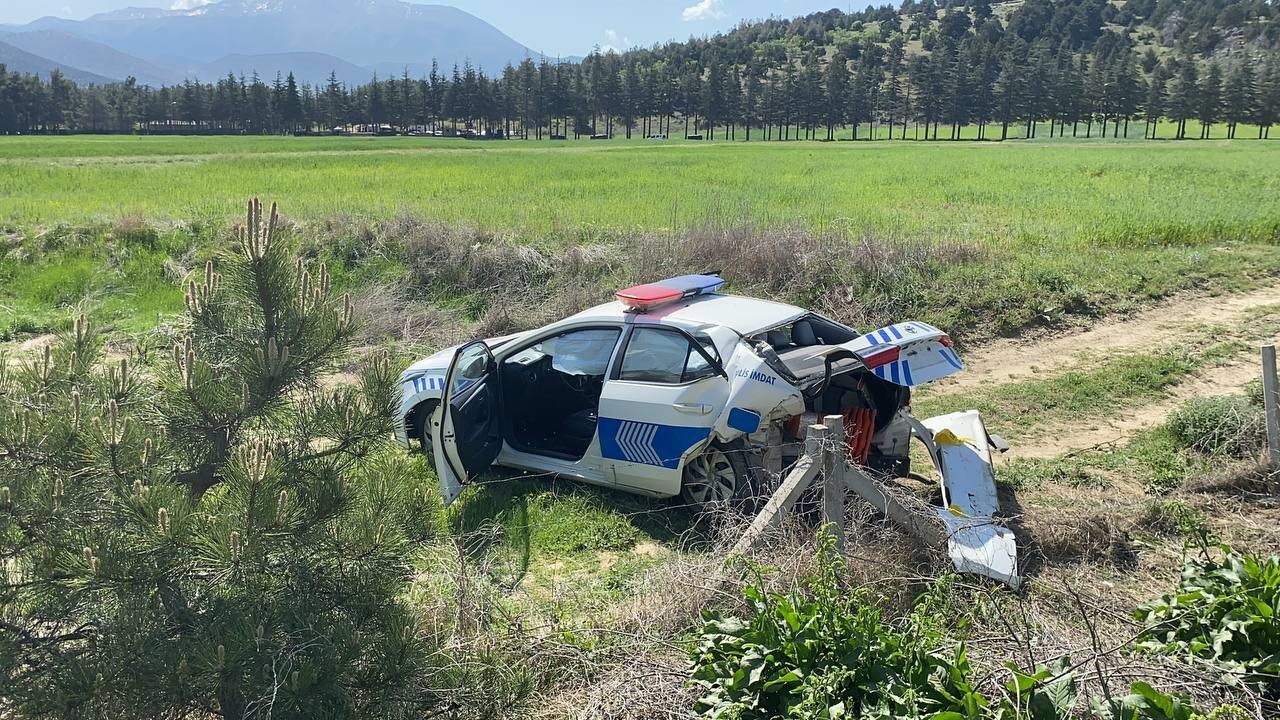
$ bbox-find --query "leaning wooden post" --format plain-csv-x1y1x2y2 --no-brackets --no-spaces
822,414,846,552
728,422,826,557
1263,346,1280,468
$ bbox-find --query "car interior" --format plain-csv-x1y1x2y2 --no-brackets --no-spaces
499,327,621,460
757,314,911,473
756,314,859,378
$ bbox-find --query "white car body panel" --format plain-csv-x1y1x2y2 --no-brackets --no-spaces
921,410,1020,588
597,375,729,497
839,321,965,387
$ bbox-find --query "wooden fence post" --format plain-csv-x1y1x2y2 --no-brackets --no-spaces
1263,346,1280,468
821,414,846,552
728,423,827,557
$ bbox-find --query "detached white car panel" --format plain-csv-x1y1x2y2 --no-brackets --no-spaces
921,410,1020,588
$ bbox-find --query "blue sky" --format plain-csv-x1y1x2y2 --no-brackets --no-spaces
0,1,873,57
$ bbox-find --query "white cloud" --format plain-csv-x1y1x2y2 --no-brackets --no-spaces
681,0,726,22
170,0,213,9
601,28,632,53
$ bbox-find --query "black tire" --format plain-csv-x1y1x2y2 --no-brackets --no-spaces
680,439,758,510
414,400,439,456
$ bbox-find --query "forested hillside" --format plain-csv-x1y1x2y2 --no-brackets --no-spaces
2,0,1278,139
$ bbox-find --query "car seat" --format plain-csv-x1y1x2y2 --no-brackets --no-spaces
558,409,599,456
792,320,819,346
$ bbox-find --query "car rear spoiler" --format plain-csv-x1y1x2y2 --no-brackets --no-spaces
838,321,964,387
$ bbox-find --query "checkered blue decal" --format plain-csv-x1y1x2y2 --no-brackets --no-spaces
410,375,444,393
597,418,711,470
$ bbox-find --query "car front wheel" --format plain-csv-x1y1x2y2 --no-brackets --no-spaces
414,400,439,456
680,440,755,509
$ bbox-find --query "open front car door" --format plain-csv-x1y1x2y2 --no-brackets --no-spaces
433,340,503,506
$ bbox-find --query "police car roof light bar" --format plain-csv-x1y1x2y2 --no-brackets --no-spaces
616,274,726,312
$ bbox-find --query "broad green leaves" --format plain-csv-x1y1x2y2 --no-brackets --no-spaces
1135,545,1280,698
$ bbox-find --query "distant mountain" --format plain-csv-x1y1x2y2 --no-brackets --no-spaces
188,52,372,87
0,38,115,85
0,30,178,86
13,0,541,83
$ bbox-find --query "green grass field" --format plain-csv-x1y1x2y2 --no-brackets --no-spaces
3,135,1278,246
3,135,1279,342
4,135,1280,717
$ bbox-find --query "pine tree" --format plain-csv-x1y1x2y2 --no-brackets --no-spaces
1222,59,1256,140
1111,51,1142,138
724,65,743,140
1253,54,1280,140
1164,58,1198,139
992,46,1025,141
323,71,345,130
1,200,443,718
1197,61,1223,138
824,53,849,140
367,72,386,126
281,72,303,133
1144,65,1168,139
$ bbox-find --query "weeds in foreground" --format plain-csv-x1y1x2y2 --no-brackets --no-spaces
1166,397,1267,460
1139,500,1211,540
687,538,1253,720
1135,546,1280,701
690,543,987,719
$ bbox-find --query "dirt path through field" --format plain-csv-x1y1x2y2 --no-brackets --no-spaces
1009,354,1267,459
941,282,1280,393
932,281,1280,459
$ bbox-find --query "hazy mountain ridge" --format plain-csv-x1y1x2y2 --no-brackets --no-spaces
3,0,542,86
191,52,372,86
0,38,115,85
0,29,178,86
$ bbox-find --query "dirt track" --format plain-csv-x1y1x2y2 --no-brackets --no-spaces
944,282,1280,392
933,282,1280,459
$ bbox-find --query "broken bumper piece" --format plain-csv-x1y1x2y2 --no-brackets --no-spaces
921,410,1021,589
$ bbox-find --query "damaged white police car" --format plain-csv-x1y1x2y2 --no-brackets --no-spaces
397,274,1019,585
396,272,983,496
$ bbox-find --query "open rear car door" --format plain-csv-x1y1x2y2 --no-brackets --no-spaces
433,341,503,506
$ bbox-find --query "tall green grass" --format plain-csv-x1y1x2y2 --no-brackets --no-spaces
3,136,1280,344
2,137,1277,248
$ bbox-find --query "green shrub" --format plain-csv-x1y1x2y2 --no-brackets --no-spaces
1166,396,1266,459
1139,500,1209,539
1135,546,1280,698
689,550,988,720
688,543,1216,719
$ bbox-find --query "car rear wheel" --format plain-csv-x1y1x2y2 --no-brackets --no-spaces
681,440,755,509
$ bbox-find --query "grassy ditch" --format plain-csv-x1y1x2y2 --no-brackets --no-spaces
5,213,1280,351
995,391,1269,498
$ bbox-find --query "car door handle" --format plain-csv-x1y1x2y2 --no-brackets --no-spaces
673,402,712,415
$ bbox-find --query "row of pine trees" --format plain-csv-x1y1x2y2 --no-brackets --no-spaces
2,0,1279,140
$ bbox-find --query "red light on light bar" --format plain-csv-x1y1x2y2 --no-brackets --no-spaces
616,283,684,310
862,345,900,369
615,274,725,312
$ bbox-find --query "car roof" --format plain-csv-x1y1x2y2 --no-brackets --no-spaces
563,293,807,335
